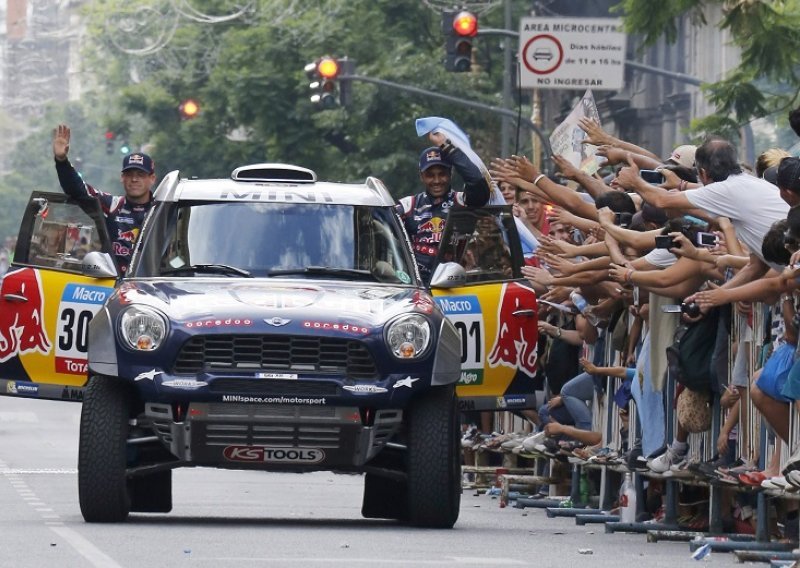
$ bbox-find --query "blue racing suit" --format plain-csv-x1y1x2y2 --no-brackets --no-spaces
396,143,490,282
55,159,153,276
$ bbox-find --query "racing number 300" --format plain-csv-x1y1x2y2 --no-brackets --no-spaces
58,308,91,352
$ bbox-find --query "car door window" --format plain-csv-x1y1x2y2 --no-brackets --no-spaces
434,206,523,284
15,192,110,274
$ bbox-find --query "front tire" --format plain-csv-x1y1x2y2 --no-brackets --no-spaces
406,384,461,528
78,376,132,522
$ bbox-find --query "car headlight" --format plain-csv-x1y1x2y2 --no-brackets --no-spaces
119,306,168,351
385,314,431,359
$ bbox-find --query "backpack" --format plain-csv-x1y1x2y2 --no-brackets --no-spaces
665,308,720,392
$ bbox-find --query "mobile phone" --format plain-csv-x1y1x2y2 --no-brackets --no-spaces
640,169,665,185
661,305,682,313
696,232,716,247
654,235,677,249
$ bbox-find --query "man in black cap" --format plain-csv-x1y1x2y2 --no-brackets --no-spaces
397,132,490,282
53,124,156,275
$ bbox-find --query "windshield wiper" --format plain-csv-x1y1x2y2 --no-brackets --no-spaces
161,264,252,278
266,266,377,280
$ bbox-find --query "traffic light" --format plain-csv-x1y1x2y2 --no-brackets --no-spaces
443,10,477,72
119,142,131,154
305,57,339,109
337,57,355,108
179,99,200,119
105,131,115,155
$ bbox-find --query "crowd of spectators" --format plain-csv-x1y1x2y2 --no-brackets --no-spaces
460,107,800,538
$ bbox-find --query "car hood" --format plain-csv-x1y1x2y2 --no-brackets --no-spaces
113,279,432,327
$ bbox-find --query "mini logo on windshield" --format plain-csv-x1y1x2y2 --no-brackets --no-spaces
265,317,291,327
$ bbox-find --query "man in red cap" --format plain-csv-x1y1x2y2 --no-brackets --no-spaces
53,124,156,275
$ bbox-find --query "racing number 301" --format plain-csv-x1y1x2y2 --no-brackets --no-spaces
454,320,481,364
58,308,91,352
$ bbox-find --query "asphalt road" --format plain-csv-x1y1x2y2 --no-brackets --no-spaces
0,396,735,567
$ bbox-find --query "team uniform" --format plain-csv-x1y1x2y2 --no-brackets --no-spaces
55,156,154,275
397,144,491,281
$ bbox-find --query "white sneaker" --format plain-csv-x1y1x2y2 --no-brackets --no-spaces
647,445,687,474
521,431,546,453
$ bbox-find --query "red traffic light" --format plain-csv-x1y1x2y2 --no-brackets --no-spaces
179,99,200,119
453,11,477,37
317,57,339,79
104,131,115,140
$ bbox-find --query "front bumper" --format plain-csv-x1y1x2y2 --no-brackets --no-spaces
144,402,403,470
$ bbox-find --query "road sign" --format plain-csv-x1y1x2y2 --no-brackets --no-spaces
518,17,626,90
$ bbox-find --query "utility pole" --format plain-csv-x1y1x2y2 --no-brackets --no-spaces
499,0,512,157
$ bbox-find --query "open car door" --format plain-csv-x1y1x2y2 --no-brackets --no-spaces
429,206,539,412
0,192,117,401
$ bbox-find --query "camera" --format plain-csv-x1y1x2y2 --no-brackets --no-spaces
681,301,701,318
696,232,716,247
614,212,633,228
654,235,677,249
640,169,665,185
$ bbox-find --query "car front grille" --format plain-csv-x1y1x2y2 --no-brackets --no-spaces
173,334,379,379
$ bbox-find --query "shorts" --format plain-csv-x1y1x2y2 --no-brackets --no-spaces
781,357,800,401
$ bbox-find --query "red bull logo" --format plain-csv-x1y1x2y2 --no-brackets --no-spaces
488,282,538,377
0,268,52,362
417,216,445,237
117,228,140,243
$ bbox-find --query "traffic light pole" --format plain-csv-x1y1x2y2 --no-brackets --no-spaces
338,73,553,160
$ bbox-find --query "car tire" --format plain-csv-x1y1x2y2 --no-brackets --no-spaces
406,384,461,528
78,376,133,522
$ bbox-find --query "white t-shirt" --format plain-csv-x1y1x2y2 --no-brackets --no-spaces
643,248,677,269
684,174,789,270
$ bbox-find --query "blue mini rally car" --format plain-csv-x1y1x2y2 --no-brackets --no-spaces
0,162,538,528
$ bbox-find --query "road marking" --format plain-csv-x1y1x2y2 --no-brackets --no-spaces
191,558,527,565
0,458,122,568
0,468,77,474
50,526,125,568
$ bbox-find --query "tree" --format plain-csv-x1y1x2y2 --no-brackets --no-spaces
615,0,800,139
74,0,523,198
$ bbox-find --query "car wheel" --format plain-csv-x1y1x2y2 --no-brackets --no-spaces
406,384,461,528
78,376,133,522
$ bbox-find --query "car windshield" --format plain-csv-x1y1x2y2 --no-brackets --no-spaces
147,202,415,283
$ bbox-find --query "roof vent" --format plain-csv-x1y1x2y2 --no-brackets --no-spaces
231,163,316,183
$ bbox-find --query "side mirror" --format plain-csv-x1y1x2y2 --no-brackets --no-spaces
81,251,118,278
429,262,466,289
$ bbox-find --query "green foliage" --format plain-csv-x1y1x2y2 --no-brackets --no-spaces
614,0,706,46
0,1,537,237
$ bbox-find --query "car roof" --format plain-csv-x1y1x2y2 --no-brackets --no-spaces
154,163,396,207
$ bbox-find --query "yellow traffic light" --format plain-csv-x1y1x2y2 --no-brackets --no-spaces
179,99,200,119
317,57,340,79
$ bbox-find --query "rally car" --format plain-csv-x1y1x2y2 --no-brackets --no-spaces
0,163,537,526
